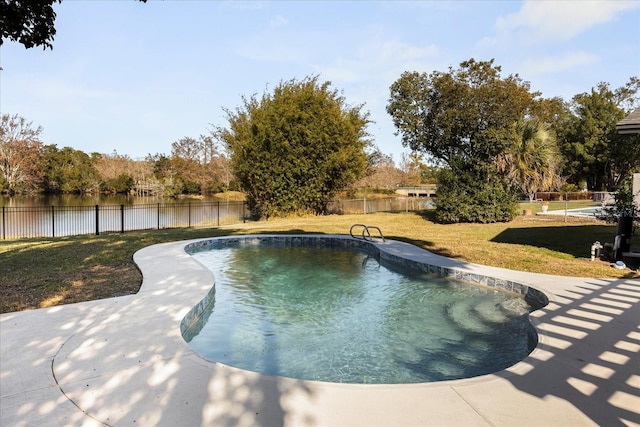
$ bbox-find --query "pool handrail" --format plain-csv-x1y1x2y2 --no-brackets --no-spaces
350,224,385,242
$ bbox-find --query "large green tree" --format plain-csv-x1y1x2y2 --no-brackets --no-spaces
217,76,371,219
560,79,640,191
387,59,535,223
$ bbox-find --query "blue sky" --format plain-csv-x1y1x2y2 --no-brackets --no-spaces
1,0,639,164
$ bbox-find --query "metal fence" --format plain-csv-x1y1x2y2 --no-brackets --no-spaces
0,197,432,240
327,197,433,215
1,201,248,239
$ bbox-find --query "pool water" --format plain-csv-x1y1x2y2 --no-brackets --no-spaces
183,246,535,384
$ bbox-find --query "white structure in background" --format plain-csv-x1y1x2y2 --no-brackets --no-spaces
615,109,640,263
617,108,640,212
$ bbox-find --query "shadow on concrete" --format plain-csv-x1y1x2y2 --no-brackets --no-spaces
0,236,318,426
499,277,640,426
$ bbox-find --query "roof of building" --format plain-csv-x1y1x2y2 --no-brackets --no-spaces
617,108,640,134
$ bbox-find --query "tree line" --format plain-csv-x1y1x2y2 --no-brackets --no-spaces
0,116,234,197
0,111,425,199
0,95,422,202
387,59,639,223
2,62,638,222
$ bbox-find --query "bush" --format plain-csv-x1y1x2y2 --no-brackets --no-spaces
101,174,134,194
219,76,370,219
435,167,517,224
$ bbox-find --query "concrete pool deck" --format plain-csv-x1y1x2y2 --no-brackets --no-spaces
1,235,639,426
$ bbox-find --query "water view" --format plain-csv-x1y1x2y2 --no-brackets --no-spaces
0,194,247,239
0,193,233,207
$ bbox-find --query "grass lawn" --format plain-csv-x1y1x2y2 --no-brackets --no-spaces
519,199,595,214
1,208,636,313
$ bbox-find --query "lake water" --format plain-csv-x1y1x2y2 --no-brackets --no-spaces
0,194,247,239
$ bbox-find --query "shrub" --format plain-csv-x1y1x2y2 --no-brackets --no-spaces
435,167,517,224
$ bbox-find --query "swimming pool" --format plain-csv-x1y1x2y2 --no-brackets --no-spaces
182,236,546,384
542,206,603,218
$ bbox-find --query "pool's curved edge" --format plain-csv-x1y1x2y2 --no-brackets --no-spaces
179,234,550,382
183,234,549,307
180,281,217,340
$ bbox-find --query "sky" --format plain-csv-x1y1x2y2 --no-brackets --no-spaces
1,0,639,164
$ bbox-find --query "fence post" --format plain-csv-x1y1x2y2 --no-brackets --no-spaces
120,204,124,234
51,205,55,238
2,206,5,240
217,202,220,226
188,202,192,228
157,203,160,230
95,205,100,235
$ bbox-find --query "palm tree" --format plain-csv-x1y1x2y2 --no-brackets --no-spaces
498,119,561,202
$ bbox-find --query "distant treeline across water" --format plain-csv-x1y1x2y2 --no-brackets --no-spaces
0,194,232,208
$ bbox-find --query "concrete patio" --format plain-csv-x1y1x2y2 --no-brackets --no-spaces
1,236,639,426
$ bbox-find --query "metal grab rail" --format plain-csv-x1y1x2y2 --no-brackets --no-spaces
349,223,385,242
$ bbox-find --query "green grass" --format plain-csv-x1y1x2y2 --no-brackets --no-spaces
1,209,636,313
519,199,595,214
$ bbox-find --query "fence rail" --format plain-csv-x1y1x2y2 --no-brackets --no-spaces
1,201,248,239
327,197,433,215
0,197,432,240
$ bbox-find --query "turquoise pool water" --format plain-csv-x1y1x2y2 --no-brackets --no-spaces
183,244,535,384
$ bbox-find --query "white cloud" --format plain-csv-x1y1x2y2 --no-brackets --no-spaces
319,40,439,97
221,0,268,12
233,37,311,63
518,51,599,77
496,0,639,42
269,14,288,28
373,41,439,64
318,39,440,140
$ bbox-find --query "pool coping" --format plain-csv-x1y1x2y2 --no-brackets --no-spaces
1,234,639,426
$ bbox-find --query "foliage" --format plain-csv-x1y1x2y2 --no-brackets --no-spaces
0,0,146,50
41,145,101,193
612,172,639,217
530,96,574,138
0,113,44,193
387,59,535,167
355,146,404,190
101,174,134,194
94,151,145,194
560,79,640,191
497,119,561,201
397,152,423,185
170,134,229,195
387,59,534,222
147,153,172,180
598,170,640,222
0,0,61,49
218,76,371,219
435,165,517,224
